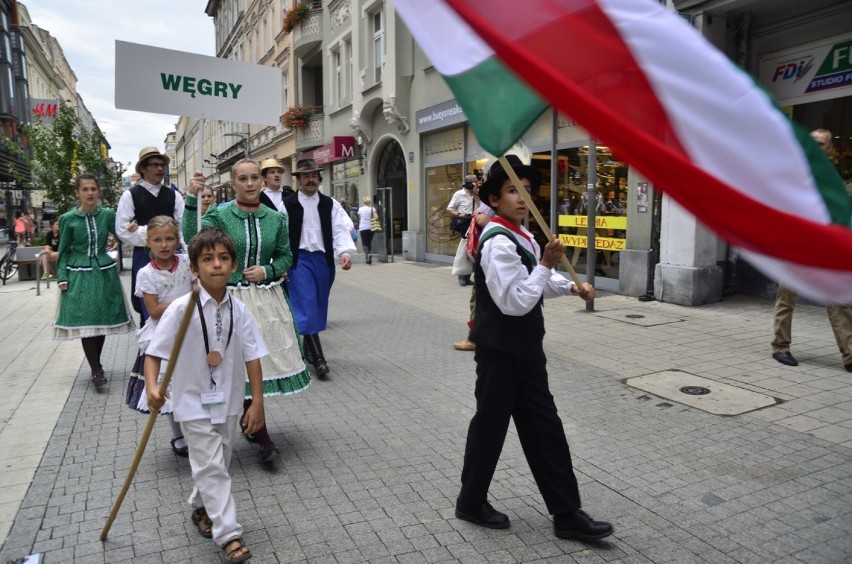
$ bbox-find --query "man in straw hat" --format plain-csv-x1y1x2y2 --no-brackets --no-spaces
116,146,185,323
258,158,294,213
283,158,355,378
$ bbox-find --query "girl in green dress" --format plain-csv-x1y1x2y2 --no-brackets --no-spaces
184,159,310,464
54,174,136,388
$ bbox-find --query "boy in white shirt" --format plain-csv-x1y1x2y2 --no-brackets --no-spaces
145,227,266,563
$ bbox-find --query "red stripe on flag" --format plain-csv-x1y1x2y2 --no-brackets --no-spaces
445,0,852,270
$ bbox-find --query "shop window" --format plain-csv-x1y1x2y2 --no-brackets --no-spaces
425,163,463,256
541,146,628,279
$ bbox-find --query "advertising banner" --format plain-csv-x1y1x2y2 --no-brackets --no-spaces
115,41,281,125
759,32,852,106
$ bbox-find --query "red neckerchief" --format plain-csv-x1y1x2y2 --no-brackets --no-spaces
490,216,535,250
236,199,260,209
150,256,179,272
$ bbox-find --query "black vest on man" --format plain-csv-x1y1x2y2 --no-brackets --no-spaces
283,192,335,268
469,230,545,353
130,184,176,231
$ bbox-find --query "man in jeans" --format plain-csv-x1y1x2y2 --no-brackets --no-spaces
771,129,852,373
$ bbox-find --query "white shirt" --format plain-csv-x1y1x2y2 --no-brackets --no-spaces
146,287,267,423
357,205,375,231
116,180,186,248
479,221,575,316
262,187,286,213
447,188,476,216
296,191,356,259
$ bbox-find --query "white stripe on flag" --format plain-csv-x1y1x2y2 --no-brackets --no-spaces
599,0,830,224
393,0,492,76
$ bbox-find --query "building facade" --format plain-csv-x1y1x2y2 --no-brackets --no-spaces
173,0,851,305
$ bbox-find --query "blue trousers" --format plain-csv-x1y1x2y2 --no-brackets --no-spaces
131,246,150,322
288,250,334,335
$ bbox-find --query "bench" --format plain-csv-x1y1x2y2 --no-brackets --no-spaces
14,246,40,281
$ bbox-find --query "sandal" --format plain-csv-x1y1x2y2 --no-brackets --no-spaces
223,537,252,563
191,507,213,538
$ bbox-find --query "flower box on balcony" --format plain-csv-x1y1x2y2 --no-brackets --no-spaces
280,105,314,130
283,3,311,34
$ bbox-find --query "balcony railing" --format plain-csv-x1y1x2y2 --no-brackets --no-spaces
295,115,324,151
293,9,322,57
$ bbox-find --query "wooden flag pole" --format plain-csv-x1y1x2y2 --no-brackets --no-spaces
100,290,200,542
498,156,583,287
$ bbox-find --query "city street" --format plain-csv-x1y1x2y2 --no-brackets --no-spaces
1,259,851,563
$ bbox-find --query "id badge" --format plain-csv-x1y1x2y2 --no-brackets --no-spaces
201,391,225,408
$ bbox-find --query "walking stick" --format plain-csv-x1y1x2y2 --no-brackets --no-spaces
100,289,200,541
498,156,583,287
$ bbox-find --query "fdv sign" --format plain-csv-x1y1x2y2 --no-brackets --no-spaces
115,41,280,125
760,32,852,106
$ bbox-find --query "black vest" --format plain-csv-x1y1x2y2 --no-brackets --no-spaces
283,192,335,268
469,228,545,354
130,184,176,226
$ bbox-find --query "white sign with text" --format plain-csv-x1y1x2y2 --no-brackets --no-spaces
115,41,280,125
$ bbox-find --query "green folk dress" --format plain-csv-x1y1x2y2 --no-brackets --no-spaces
53,207,135,340
184,197,311,397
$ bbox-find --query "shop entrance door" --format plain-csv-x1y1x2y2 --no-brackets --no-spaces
374,140,408,256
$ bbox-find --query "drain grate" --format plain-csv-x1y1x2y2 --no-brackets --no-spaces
625,314,645,319
681,386,711,396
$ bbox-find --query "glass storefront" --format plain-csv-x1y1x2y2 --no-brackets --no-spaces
424,127,464,256
420,111,637,281
332,158,361,209
791,96,851,190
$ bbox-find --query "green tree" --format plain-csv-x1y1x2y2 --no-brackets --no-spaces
2,101,120,214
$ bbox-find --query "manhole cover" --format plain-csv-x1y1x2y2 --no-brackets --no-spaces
681,386,711,395
625,314,645,319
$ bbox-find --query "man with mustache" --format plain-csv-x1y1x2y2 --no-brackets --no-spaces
283,159,356,377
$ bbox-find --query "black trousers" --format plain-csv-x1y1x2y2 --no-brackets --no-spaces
458,343,581,515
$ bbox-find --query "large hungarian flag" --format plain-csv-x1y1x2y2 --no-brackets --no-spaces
393,0,852,303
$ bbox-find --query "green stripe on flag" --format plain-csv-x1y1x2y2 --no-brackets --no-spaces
791,121,852,227
444,57,547,156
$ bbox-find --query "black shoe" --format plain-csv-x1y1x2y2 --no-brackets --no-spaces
305,334,330,378
259,446,280,463
170,437,189,457
455,501,510,529
845,363,852,373
92,369,107,388
554,509,613,541
772,351,798,366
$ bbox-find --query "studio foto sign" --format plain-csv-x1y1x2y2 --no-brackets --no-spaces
115,41,280,125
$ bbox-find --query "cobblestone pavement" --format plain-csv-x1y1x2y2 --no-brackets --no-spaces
1,260,850,563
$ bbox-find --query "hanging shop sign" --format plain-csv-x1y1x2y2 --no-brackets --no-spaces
115,41,281,125
759,32,852,106
304,136,358,165
31,99,58,124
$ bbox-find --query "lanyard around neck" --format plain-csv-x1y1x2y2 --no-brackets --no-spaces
196,295,233,385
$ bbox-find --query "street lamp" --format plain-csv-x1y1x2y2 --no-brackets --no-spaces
223,132,250,158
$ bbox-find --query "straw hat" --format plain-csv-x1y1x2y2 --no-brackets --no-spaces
135,146,170,174
260,158,285,175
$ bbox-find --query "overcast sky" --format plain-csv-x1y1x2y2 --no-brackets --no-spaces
20,1,216,176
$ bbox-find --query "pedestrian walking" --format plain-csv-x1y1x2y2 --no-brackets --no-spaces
144,228,265,564
284,158,356,378
357,196,377,264
53,174,136,388
771,129,852,373
125,216,194,457
184,160,311,464
456,156,613,541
